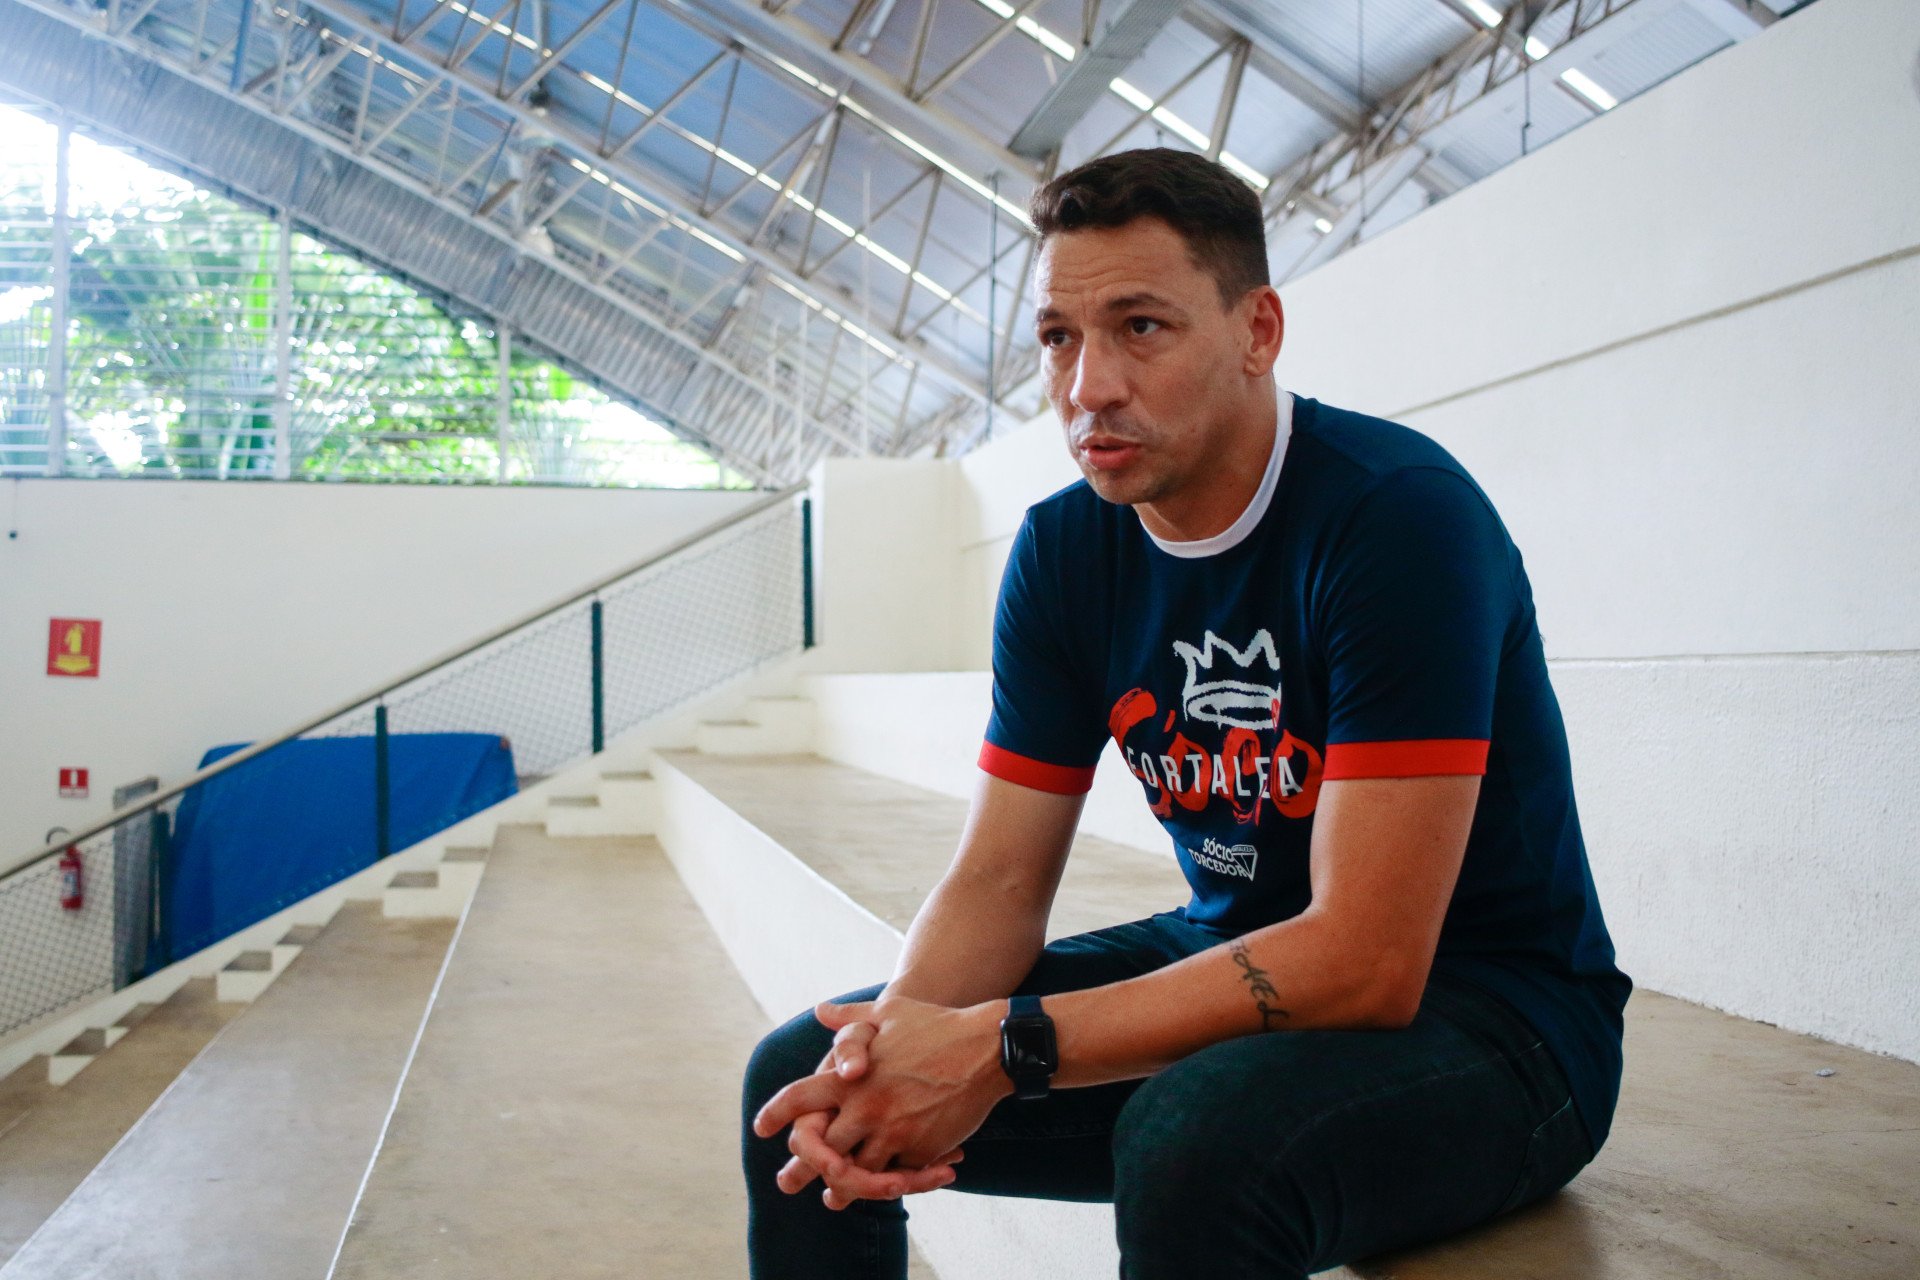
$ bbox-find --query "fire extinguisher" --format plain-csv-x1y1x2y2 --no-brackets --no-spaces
48,828,82,912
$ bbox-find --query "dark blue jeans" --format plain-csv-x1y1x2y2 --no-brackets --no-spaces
742,909,1595,1279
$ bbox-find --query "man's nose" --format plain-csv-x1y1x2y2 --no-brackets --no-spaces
1069,338,1129,416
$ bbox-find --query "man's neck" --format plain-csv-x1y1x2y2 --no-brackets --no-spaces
1134,388,1281,543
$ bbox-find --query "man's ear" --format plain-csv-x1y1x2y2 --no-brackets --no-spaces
1243,286,1284,377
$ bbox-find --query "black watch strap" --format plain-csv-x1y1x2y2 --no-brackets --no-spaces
1000,994,1058,1101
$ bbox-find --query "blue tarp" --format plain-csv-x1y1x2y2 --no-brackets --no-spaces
166,733,517,958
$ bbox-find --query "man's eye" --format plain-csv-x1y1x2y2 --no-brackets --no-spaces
1041,329,1071,348
1127,317,1162,336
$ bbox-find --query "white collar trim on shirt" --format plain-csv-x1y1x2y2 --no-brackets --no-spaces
1144,389,1294,560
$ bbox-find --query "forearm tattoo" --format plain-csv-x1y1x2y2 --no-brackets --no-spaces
1229,939,1292,1031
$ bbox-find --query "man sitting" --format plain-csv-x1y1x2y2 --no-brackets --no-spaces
743,147,1630,1280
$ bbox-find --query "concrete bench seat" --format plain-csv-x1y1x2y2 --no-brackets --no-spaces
0,904,456,1279
655,749,1920,1280
330,822,940,1279
0,978,243,1266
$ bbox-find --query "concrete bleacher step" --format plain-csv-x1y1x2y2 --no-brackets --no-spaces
331,821,939,1278
275,923,325,970
215,949,276,1003
692,695,817,756
101,1002,153,1050
543,768,660,838
42,1001,168,1087
0,1052,55,1138
543,793,622,836
652,748,1187,1278
382,839,495,919
1347,989,1920,1280
0,902,456,1280
46,1029,106,1087
0,977,245,1266
651,748,1920,1280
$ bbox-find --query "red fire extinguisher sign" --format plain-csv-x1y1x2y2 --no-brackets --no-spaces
59,767,89,799
59,846,84,911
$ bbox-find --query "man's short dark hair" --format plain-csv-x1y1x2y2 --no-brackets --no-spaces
1029,148,1270,309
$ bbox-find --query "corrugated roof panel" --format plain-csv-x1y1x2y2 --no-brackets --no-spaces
1206,0,1469,98
1050,45,1329,181
1434,81,1594,179
928,35,1078,150
1219,68,1335,181
0,0,1780,465
1579,2,1736,102
850,0,1081,97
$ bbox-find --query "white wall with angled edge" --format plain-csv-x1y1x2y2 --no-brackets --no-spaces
0,478,760,859
795,456,966,676
920,0,1920,1063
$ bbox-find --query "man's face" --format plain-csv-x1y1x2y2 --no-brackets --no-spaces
1033,217,1269,510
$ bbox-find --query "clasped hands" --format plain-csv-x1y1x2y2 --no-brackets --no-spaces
752,994,1014,1210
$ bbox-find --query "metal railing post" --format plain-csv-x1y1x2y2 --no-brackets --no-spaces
147,808,172,975
801,496,815,650
590,597,605,754
46,117,70,477
374,704,391,860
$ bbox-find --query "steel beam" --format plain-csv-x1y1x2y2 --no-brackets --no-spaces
255,0,996,408
911,0,1049,104
504,0,627,100
1204,34,1249,162
800,163,933,280
1259,0,1684,281
1,0,830,480
1276,145,1427,281
662,0,1036,186
1007,0,1183,158
1185,1,1368,130
1085,37,1231,159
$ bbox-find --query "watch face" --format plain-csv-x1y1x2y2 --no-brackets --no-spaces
1002,1016,1059,1076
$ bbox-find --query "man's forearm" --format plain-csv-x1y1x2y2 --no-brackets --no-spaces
885,868,1048,1009
1043,906,1424,1089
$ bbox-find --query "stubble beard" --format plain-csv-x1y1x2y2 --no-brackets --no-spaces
1064,406,1172,508
1082,463,1170,509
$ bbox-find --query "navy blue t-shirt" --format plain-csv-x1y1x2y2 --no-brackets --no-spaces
981,394,1631,1154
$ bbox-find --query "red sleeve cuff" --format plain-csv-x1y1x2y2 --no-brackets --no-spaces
978,741,1097,795
1323,738,1489,780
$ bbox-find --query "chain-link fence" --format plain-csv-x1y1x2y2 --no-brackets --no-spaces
0,491,809,1041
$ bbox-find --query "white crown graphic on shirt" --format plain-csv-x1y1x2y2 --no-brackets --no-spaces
1171,629,1283,730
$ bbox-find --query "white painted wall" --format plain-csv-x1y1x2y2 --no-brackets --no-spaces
918,0,1920,1061
0,478,759,858
796,456,966,675
804,671,1172,856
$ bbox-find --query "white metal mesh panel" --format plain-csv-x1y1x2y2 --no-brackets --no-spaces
0,105,742,489
0,113,55,475
64,205,278,478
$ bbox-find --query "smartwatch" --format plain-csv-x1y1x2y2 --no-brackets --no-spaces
999,994,1058,1100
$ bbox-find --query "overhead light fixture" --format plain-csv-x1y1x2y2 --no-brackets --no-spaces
1558,68,1618,110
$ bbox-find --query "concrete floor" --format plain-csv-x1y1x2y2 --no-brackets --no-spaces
0,903,454,1280
0,978,243,1264
668,751,1920,1279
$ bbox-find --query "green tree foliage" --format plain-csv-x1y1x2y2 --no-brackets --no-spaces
1,134,738,488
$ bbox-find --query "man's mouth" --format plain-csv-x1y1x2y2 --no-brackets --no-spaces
1079,435,1142,471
